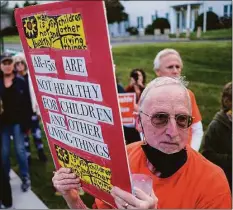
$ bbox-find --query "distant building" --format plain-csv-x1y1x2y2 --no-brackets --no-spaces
108,1,232,36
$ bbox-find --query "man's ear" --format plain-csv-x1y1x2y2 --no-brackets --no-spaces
155,69,160,77
135,114,143,132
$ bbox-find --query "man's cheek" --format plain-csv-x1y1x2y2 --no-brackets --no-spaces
180,130,189,142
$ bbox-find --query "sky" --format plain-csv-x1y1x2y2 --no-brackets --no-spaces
6,0,168,9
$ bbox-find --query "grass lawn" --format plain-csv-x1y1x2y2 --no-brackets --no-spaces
169,28,232,40
10,41,232,208
114,41,232,129
3,28,232,44
198,28,232,40
3,35,21,44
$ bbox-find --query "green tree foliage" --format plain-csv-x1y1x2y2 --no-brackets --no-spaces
23,0,37,7
145,18,170,35
219,16,232,29
104,0,128,24
145,24,154,35
1,0,11,14
0,0,8,10
11,3,19,27
126,27,138,35
195,11,220,31
23,0,31,7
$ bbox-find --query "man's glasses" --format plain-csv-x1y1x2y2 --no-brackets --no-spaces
140,111,193,129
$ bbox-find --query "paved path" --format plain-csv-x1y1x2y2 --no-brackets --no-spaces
10,170,48,209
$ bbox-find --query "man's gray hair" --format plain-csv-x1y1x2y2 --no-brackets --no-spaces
139,76,191,114
153,48,183,71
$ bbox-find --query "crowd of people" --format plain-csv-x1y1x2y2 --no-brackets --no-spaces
0,48,231,209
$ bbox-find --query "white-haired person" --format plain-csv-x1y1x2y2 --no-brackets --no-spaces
52,77,231,209
13,53,47,163
153,48,203,151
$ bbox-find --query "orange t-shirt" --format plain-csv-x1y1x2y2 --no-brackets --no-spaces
95,142,231,209
188,89,202,144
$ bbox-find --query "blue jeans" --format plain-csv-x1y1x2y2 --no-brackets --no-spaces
1,124,29,179
24,114,44,157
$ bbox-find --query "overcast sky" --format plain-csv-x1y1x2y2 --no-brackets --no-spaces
6,0,232,12
7,0,59,8
7,0,168,9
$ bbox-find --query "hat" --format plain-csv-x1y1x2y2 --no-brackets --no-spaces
13,53,26,63
1,53,13,63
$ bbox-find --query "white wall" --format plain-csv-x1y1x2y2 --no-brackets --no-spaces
121,1,231,29
204,1,232,17
121,1,170,28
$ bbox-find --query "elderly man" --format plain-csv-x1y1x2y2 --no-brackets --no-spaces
52,77,231,209
153,49,203,151
0,54,31,192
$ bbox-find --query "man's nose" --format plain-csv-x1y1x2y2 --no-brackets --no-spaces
166,117,179,138
172,66,179,73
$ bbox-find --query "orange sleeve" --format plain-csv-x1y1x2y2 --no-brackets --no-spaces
196,170,232,209
188,89,202,123
199,193,232,208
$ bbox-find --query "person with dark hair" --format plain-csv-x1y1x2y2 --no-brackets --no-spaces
200,82,232,191
0,54,31,192
13,54,47,164
125,68,146,103
123,69,146,144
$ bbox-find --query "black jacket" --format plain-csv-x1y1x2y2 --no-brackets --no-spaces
200,110,232,191
0,74,32,131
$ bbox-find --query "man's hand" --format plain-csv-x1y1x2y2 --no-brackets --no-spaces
111,186,158,209
52,167,81,196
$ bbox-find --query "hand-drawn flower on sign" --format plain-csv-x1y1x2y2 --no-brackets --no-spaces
22,16,38,39
55,145,70,165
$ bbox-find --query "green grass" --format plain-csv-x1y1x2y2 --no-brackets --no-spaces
169,28,232,40
3,35,21,44
10,41,232,208
113,41,232,129
3,28,232,44
199,28,232,40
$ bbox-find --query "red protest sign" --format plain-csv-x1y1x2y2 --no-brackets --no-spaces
118,93,136,126
15,1,132,207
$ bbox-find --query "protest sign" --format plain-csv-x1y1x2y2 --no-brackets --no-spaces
15,1,132,207
118,93,136,126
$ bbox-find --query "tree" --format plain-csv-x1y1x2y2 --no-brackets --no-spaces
219,16,232,29
145,24,154,35
23,0,31,7
104,0,128,24
145,18,170,35
11,3,19,27
126,27,138,35
0,0,10,14
195,11,220,31
30,1,38,6
22,0,38,7
0,0,8,9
